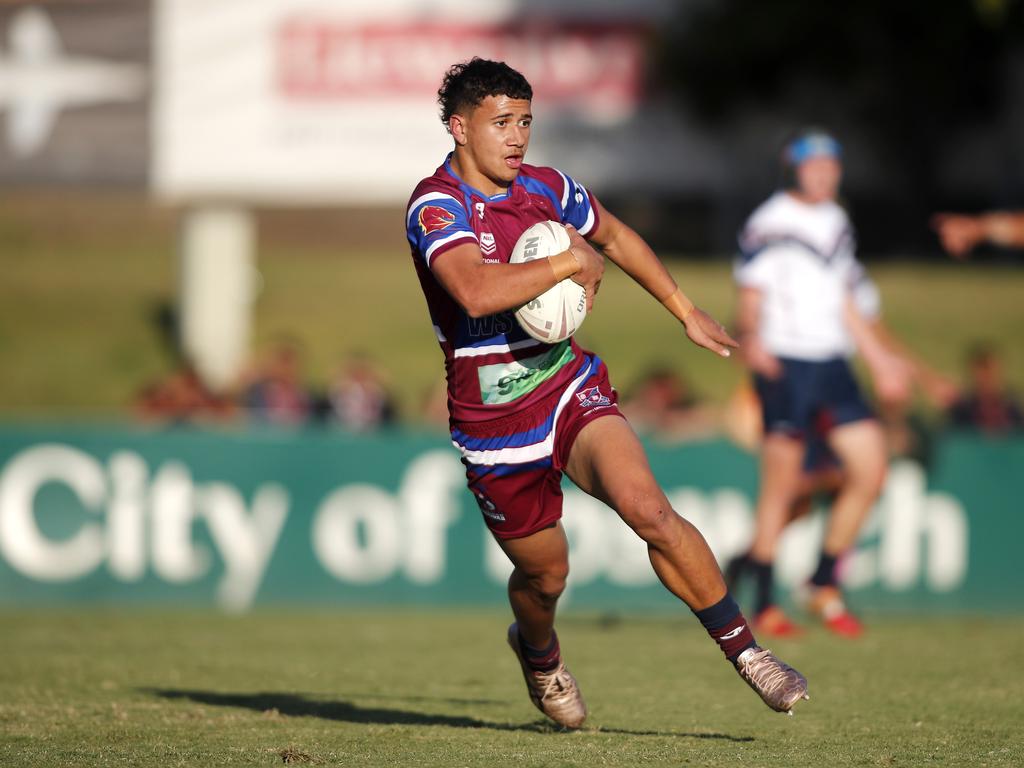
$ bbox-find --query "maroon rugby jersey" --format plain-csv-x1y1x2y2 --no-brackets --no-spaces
406,153,601,424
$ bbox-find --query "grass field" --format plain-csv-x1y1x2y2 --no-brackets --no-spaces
1,611,1021,767
2,194,1023,421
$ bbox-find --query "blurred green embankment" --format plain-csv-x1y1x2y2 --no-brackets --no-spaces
2,193,1021,422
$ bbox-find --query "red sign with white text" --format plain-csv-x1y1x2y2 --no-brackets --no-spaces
277,20,648,107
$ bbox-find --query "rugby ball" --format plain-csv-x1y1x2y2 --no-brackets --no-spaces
509,221,587,343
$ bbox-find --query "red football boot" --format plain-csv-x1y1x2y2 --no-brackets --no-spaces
803,584,864,638
753,605,805,638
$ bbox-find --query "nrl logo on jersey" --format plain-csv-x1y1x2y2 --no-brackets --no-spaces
480,231,497,255
418,205,456,235
576,386,611,408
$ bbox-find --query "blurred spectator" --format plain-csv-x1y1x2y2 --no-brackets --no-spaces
135,363,236,425
419,380,451,432
325,352,397,432
931,211,1024,259
242,337,314,426
620,365,717,441
947,342,1023,434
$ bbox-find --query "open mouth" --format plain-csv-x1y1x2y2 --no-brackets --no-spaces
504,155,523,169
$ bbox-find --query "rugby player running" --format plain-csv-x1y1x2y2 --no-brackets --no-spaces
406,58,809,729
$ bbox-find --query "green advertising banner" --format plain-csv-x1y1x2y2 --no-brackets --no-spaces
0,427,1020,614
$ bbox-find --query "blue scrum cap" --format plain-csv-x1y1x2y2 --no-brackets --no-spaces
784,130,843,166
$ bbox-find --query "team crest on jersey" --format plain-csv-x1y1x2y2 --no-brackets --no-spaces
419,205,456,235
576,386,611,408
480,231,497,255
475,201,485,220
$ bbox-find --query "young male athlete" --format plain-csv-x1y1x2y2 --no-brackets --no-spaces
726,129,903,638
405,58,808,729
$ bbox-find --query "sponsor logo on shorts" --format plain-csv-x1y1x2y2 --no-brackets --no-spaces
474,491,505,522
576,385,611,408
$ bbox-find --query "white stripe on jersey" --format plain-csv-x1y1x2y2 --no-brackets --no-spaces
406,191,460,224
453,360,592,465
555,169,571,211
578,190,596,236
453,338,545,359
424,230,477,265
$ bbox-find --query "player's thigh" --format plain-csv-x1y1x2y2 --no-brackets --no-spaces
827,419,887,486
494,521,570,580
564,415,670,522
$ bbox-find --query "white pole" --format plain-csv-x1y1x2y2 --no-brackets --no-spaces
178,206,255,393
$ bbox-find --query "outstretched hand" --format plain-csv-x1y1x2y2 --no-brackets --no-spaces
683,307,739,358
930,213,986,259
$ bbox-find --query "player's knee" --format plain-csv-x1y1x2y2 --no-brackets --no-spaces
846,456,887,500
621,490,682,548
866,459,888,497
525,563,568,606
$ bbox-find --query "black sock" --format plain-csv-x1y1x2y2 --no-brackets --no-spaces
750,557,774,615
724,553,750,589
810,552,839,587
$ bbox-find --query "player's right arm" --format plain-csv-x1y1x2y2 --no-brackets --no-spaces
733,233,782,377
734,286,782,378
430,238,603,318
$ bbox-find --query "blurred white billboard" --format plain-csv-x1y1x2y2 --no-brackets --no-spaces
152,0,667,204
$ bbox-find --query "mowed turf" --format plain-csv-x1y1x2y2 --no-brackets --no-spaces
1,611,1021,767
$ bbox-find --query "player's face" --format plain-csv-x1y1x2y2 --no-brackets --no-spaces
796,156,842,203
458,95,532,190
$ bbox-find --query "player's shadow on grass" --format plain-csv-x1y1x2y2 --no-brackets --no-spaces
145,689,753,741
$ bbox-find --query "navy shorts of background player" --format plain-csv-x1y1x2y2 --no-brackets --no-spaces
753,357,873,440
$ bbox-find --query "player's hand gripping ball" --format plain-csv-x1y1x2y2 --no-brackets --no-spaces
510,221,587,343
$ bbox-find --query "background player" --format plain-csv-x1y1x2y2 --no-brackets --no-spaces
727,129,908,638
406,58,809,729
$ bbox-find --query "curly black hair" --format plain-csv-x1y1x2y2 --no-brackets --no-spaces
437,58,533,125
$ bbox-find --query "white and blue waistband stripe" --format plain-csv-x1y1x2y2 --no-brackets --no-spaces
452,356,597,466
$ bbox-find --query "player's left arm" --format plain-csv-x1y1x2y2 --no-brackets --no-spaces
869,319,959,407
587,200,738,358
843,296,914,404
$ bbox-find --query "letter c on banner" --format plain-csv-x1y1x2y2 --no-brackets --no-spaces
0,444,107,581
312,484,401,584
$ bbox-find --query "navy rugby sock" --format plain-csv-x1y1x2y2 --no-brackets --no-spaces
519,631,561,672
810,552,839,588
693,593,757,663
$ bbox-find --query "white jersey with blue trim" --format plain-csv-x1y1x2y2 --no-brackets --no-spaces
735,191,876,361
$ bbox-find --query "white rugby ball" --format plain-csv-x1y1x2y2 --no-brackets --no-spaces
509,221,587,343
